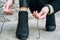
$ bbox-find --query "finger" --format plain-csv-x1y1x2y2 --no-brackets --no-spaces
9,10,13,15
8,9,13,15
6,5,9,10
32,11,36,16
9,4,14,9
34,11,40,19
2,3,6,7
34,11,38,17
2,4,6,11
35,10,38,13
39,9,44,16
33,11,40,19
2,4,9,12
4,8,13,15
5,3,10,10
35,14,40,19
40,12,46,19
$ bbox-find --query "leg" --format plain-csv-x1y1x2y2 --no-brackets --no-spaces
16,0,29,40
46,14,56,31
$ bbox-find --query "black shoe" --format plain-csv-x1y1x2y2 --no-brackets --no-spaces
16,11,29,39
20,38,27,40
46,14,56,32
46,26,56,31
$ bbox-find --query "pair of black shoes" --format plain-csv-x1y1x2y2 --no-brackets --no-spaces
17,11,56,40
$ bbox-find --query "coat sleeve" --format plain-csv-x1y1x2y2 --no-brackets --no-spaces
47,0,60,14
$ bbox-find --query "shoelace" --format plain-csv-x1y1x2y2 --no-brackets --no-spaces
36,19,40,39
0,7,6,34
0,1,9,34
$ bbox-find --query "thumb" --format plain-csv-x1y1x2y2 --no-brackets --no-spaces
39,9,44,17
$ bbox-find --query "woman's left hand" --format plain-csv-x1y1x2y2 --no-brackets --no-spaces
39,6,49,19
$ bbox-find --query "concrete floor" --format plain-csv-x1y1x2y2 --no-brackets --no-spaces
0,12,60,40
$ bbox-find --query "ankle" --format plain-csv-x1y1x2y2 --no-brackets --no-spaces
19,7,28,11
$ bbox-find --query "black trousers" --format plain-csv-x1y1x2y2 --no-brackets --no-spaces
16,0,56,39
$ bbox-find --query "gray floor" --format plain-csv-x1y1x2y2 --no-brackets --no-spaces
0,12,60,40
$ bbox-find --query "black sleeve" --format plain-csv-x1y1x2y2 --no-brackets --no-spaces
50,0,60,13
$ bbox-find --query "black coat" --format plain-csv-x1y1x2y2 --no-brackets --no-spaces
29,0,60,13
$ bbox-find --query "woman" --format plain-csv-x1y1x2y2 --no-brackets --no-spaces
2,0,60,40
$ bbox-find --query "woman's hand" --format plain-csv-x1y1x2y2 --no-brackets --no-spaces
2,0,14,15
39,6,49,19
32,6,49,19
32,11,40,19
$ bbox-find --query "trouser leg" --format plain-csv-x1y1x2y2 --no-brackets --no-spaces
46,14,56,31
19,0,29,7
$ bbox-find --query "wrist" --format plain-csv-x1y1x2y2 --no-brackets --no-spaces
44,4,54,15
44,5,50,13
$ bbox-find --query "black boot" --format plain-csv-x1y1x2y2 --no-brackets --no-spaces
16,11,29,40
20,38,27,40
46,14,56,31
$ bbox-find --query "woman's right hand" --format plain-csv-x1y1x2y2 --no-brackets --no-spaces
32,11,40,19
